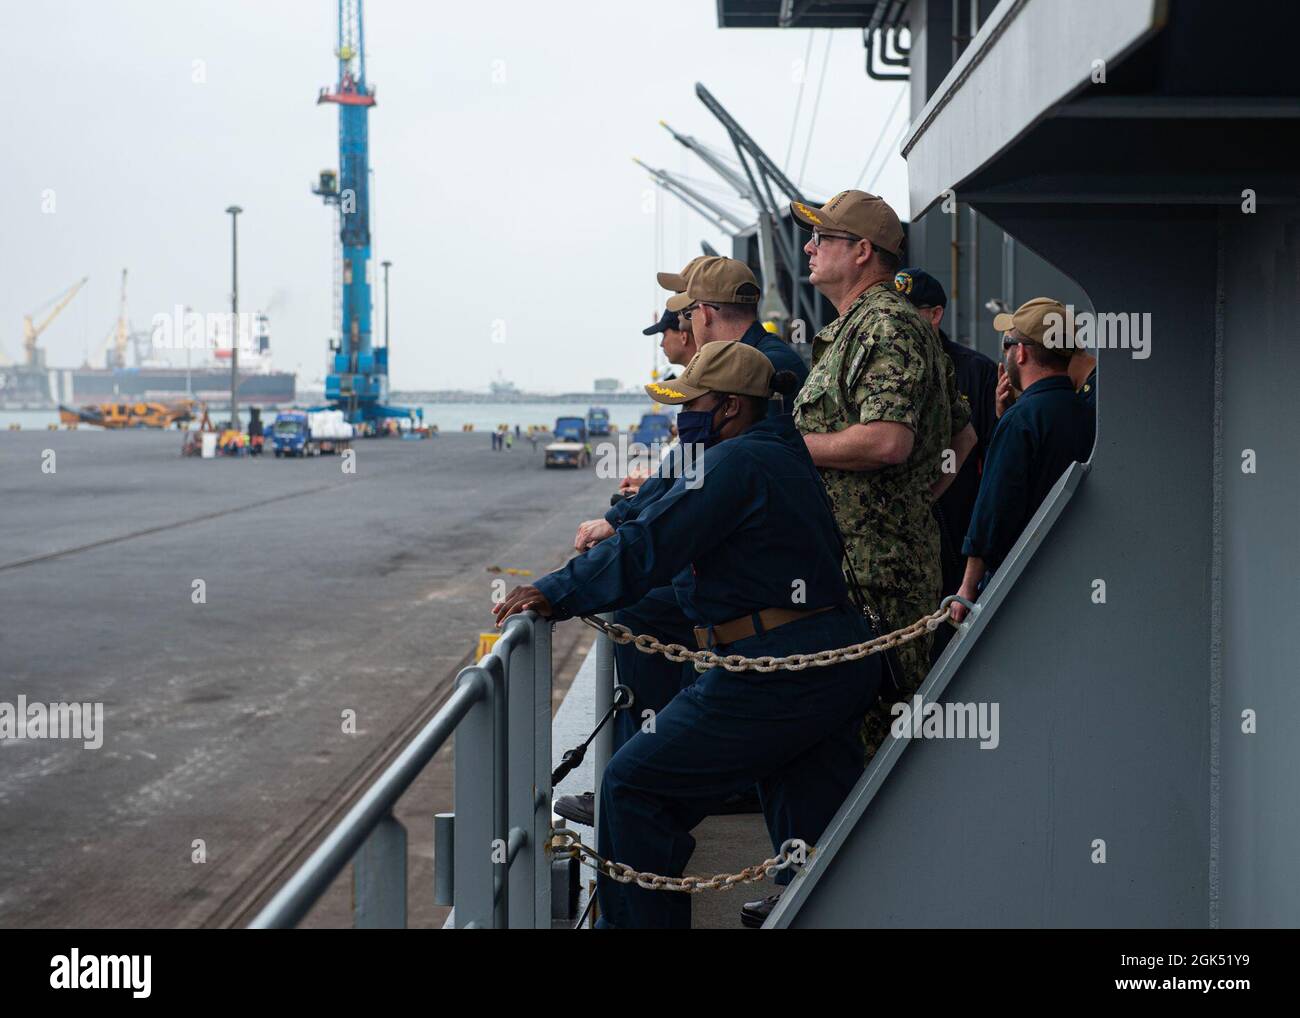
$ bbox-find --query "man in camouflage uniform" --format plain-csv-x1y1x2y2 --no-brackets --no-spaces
789,190,976,760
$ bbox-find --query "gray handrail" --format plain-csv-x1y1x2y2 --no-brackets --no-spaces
248,612,552,929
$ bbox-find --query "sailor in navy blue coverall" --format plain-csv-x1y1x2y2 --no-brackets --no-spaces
495,342,878,929
950,298,1097,622
602,318,809,753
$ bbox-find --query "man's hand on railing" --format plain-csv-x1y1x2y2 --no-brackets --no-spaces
950,566,983,624
493,585,554,627
574,518,615,551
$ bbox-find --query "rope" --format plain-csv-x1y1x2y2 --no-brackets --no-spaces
796,31,835,189
578,596,971,674
784,30,816,174
865,114,914,195
853,85,907,189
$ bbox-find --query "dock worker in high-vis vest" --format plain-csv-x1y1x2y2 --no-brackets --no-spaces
494,341,882,930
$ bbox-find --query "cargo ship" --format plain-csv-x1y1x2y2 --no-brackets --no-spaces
60,366,294,407
2,312,295,410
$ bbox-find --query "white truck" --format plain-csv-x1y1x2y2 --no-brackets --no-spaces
544,416,591,469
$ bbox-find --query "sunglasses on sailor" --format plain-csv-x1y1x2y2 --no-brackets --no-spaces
681,302,720,321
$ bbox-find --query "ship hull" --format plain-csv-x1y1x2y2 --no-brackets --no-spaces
70,368,295,406
2,367,295,409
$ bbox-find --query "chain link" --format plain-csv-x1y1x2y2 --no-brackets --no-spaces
551,598,972,893
551,828,810,892
579,599,964,673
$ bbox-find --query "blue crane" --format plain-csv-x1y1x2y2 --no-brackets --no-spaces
312,0,408,425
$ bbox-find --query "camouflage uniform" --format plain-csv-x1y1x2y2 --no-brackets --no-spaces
793,281,970,760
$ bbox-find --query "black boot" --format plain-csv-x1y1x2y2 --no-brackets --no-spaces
554,791,595,827
740,892,782,929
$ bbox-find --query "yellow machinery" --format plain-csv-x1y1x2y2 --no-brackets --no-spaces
58,399,199,430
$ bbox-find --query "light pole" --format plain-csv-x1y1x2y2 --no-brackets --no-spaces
381,260,392,350
225,205,243,429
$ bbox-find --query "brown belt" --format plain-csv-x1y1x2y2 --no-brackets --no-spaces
694,605,836,650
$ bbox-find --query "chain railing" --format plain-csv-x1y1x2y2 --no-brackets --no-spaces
248,596,974,929
579,595,971,672
552,829,810,893
549,596,974,901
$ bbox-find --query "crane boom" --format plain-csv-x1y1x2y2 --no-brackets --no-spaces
311,0,408,424
315,0,378,421
113,268,129,369
22,276,88,367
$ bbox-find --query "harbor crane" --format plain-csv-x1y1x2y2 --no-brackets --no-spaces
312,0,408,425
13,276,88,369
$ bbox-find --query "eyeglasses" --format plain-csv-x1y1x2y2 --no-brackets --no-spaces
1001,335,1022,350
681,302,719,321
810,228,861,247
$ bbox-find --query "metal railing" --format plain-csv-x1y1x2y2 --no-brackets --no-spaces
249,611,555,929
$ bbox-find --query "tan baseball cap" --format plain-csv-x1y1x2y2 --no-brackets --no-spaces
665,291,693,313
643,340,773,404
789,190,905,258
681,256,759,306
993,297,1075,353
656,255,710,293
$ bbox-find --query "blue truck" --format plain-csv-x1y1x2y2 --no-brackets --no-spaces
270,410,353,457
586,407,611,436
544,416,591,468
633,412,673,448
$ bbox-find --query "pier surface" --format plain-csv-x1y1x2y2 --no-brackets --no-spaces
0,430,605,927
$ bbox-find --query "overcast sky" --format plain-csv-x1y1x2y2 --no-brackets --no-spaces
2,0,908,393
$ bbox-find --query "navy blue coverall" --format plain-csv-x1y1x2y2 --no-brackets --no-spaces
962,374,1096,573
602,324,809,751
535,414,879,929
934,329,999,595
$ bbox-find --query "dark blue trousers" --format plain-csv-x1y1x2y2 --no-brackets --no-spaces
612,588,698,752
596,605,880,929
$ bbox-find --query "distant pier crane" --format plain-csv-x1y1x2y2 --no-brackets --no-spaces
312,0,408,425
16,276,88,369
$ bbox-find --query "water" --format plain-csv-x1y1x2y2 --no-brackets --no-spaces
0,409,61,429
407,401,668,433
0,401,669,433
